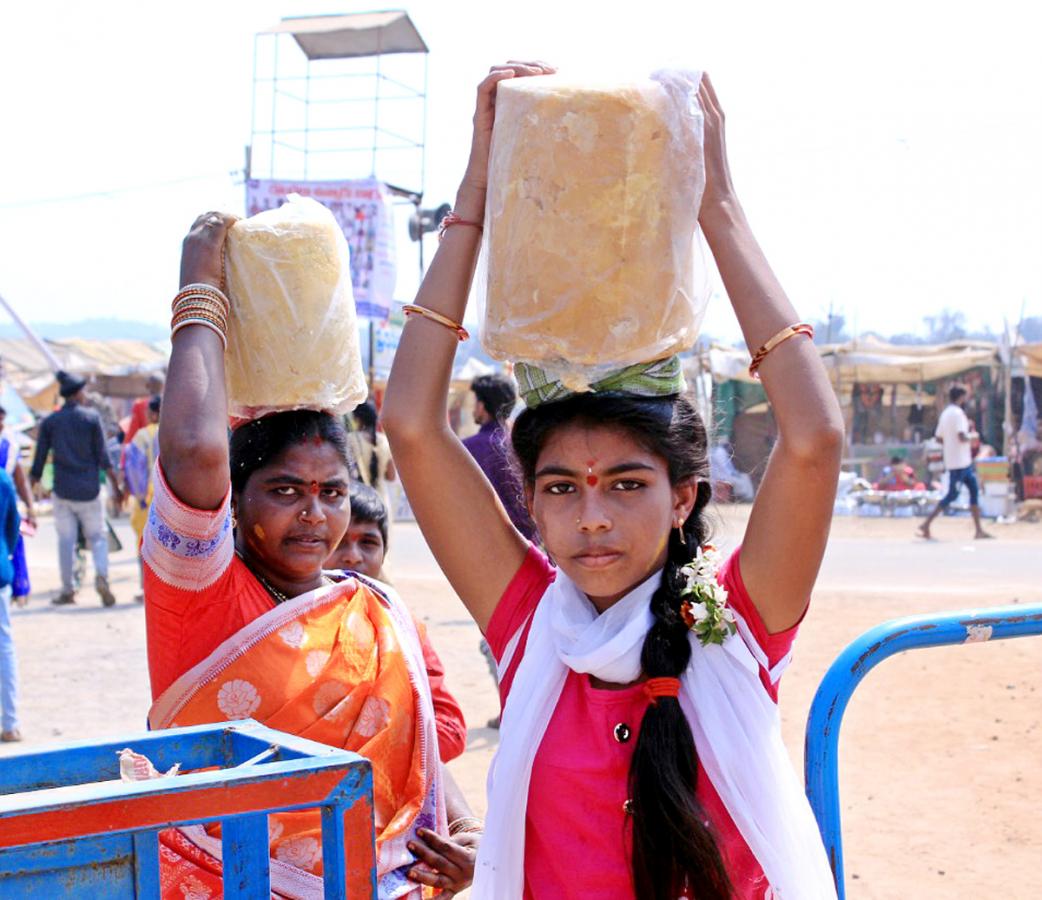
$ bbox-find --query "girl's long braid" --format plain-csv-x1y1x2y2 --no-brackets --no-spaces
629,480,732,899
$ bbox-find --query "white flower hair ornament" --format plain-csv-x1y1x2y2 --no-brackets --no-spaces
679,544,737,646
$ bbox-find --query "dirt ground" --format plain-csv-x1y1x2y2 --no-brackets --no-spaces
3,504,1040,898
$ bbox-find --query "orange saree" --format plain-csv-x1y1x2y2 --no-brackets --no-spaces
148,574,445,899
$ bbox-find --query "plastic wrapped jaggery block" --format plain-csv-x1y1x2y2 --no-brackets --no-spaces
480,73,708,387
224,195,367,419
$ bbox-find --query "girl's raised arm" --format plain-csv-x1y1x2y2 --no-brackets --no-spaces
158,212,236,512
697,76,844,633
382,63,554,631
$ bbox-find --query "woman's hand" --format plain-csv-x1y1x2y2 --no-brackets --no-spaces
407,827,481,897
460,61,556,197
179,211,237,290
697,74,739,223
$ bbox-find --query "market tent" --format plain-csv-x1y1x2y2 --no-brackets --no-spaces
700,337,998,385
0,338,168,411
820,336,998,384
1021,343,1042,378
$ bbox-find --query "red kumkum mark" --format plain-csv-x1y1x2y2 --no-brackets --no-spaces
586,460,598,487
309,481,320,495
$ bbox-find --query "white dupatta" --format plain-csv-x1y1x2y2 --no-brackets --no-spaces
472,567,836,899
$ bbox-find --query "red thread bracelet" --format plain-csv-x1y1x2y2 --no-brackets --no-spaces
438,211,483,241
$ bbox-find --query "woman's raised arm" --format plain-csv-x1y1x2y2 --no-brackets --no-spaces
158,212,237,511
382,63,554,631
697,76,844,633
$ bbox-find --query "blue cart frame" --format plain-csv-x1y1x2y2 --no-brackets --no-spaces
804,603,1042,896
0,719,377,898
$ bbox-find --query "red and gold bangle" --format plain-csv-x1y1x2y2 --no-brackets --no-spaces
402,304,470,341
438,211,483,241
173,284,230,316
171,317,227,349
171,315,228,343
170,310,226,335
176,282,229,305
172,297,229,325
171,303,227,330
748,323,814,378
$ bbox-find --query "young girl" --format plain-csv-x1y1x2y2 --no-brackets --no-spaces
383,64,843,898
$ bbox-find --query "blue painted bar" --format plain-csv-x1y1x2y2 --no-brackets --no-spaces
0,730,223,795
222,813,272,898
322,801,349,900
0,834,131,877
132,831,160,898
804,603,1042,897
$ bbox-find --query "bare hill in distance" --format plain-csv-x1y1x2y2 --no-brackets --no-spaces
0,319,168,342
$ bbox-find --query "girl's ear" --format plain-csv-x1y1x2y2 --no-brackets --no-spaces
672,477,698,526
524,483,536,520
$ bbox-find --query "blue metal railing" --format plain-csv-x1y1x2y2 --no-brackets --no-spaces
804,603,1042,897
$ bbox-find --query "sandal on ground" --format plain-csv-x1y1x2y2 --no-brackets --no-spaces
96,575,116,607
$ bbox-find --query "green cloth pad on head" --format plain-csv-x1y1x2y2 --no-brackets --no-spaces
514,356,686,408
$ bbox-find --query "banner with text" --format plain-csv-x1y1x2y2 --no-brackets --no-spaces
246,178,397,320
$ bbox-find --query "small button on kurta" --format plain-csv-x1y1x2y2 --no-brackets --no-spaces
613,722,631,743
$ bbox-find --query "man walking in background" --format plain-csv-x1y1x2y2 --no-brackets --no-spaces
918,384,993,540
29,371,124,605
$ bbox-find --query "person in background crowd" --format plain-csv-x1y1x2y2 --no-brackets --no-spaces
918,385,993,540
0,467,21,742
122,394,160,603
326,482,468,765
463,374,537,540
29,371,123,606
0,405,35,607
124,374,165,446
348,400,397,517
877,455,922,491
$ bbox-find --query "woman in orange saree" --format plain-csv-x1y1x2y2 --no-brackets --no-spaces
145,212,479,898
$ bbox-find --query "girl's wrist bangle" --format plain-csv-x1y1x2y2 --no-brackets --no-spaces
448,816,484,836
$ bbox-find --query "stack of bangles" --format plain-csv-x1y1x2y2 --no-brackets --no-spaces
171,283,230,349
402,304,469,342
447,816,484,837
748,322,815,378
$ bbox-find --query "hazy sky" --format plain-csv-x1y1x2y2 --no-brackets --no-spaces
1,0,1039,343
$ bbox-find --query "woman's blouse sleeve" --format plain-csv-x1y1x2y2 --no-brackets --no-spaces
142,459,234,593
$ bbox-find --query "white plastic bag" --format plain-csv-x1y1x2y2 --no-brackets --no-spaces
478,71,709,390
224,194,367,419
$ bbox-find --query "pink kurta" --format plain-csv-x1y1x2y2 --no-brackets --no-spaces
485,546,800,899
